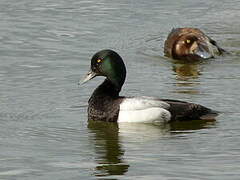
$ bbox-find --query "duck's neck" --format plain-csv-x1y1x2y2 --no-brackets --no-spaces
91,79,121,99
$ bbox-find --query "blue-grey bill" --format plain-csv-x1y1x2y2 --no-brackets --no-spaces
79,70,97,85
194,42,213,59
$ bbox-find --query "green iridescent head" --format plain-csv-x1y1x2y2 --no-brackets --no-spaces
81,49,126,91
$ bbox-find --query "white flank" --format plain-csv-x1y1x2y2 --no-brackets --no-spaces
119,96,170,110
118,97,171,123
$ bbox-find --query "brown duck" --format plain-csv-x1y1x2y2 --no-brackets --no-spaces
164,28,226,61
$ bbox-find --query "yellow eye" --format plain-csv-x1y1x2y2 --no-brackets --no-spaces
186,39,191,44
97,59,102,63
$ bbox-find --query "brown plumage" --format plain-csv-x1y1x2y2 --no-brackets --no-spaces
164,28,226,61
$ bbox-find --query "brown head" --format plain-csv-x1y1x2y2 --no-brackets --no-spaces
164,28,217,61
172,34,214,61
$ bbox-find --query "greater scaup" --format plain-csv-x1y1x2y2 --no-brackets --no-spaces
81,49,218,123
164,28,226,61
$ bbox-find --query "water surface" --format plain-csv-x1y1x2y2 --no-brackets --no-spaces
0,0,240,179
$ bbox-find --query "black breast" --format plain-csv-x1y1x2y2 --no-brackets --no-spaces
88,80,124,122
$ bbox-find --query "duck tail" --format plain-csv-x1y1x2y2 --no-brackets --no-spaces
209,38,229,55
200,109,219,120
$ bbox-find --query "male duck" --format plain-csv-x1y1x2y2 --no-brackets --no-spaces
164,28,226,61
81,49,218,123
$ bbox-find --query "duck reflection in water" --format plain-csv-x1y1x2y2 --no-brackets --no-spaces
171,62,203,95
172,62,202,79
88,120,129,177
88,119,216,177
